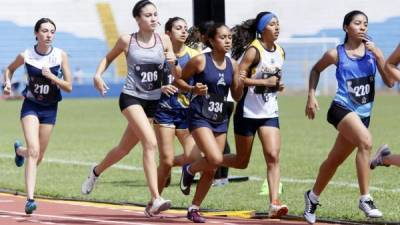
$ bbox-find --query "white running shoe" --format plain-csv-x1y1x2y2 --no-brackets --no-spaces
359,197,383,218
81,165,98,195
268,202,288,218
303,190,320,224
149,197,171,215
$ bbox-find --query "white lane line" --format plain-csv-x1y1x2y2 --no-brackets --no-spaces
0,154,143,171
1,153,400,193
0,210,153,225
0,200,13,203
15,216,25,220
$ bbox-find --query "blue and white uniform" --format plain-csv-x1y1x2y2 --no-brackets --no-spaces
234,39,285,136
188,52,233,133
154,46,199,129
21,46,63,124
327,44,377,128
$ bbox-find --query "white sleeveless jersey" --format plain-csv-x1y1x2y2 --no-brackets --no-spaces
242,39,284,118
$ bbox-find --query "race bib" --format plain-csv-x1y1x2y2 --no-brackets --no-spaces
346,75,375,105
28,76,58,102
135,64,163,91
201,93,226,122
254,69,281,94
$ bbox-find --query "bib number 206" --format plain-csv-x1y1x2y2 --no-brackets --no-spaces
141,71,158,83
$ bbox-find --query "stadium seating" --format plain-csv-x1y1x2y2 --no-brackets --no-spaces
0,0,399,96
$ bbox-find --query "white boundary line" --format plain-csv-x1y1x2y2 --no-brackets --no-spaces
1,153,400,193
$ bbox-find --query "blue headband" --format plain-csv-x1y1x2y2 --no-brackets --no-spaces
256,13,276,34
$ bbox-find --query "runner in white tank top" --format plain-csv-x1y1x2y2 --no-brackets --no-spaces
223,12,288,218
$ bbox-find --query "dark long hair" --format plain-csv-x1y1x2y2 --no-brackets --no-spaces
343,10,368,43
185,21,215,50
231,12,272,59
165,17,185,32
132,0,155,18
34,18,56,33
205,23,228,49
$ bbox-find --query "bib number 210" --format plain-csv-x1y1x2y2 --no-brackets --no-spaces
34,84,50,95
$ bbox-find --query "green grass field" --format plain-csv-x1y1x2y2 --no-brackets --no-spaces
1,96,400,222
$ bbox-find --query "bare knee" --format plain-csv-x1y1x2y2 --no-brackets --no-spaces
142,138,158,152
160,155,174,168
265,150,280,168
236,159,250,169
207,154,223,167
27,145,40,159
358,137,372,152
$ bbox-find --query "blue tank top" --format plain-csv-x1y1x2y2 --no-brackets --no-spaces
190,52,233,123
158,46,198,110
333,44,377,118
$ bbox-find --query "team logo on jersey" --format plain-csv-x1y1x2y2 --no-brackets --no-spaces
217,73,226,86
49,55,57,65
368,58,374,65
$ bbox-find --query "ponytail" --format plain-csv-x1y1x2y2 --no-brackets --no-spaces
231,11,273,59
231,19,257,59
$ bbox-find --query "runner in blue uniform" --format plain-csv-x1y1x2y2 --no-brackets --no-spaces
175,23,244,223
152,16,201,204
303,10,393,224
80,0,180,216
2,18,72,215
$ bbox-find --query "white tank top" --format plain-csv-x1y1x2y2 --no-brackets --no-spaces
242,39,284,118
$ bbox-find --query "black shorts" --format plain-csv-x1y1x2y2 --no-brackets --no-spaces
234,116,280,136
119,93,159,118
327,101,370,128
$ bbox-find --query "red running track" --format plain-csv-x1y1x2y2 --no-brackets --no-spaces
0,193,338,225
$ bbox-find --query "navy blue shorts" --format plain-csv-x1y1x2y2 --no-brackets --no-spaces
20,99,58,125
154,109,189,129
327,101,370,128
188,111,228,133
234,115,280,136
